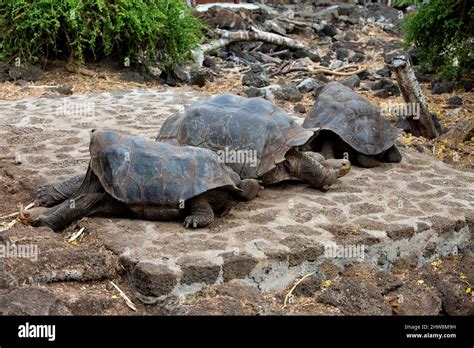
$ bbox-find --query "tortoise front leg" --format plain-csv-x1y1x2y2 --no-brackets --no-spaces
183,195,214,229
383,145,402,163
236,179,262,201
38,174,85,207
356,154,380,168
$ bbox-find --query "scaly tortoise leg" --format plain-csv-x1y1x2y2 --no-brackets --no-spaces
236,179,262,201
383,145,402,163
183,195,214,229
357,154,381,168
38,174,85,207
32,192,106,231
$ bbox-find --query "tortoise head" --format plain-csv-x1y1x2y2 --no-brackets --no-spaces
304,151,351,178
284,148,339,190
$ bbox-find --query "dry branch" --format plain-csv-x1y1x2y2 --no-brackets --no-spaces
389,55,438,139
197,26,306,58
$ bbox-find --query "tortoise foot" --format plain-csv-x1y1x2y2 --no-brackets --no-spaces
183,214,213,229
238,179,263,201
38,184,64,207
22,207,52,227
357,154,380,168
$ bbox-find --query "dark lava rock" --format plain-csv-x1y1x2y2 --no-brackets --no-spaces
349,52,365,63
296,78,321,93
321,24,337,37
414,70,432,83
244,87,264,98
373,89,389,98
335,48,349,60
131,262,177,298
221,253,258,281
294,103,307,114
375,65,391,77
340,75,360,89
447,96,463,106
14,79,28,87
293,49,320,62
8,65,43,81
203,56,217,70
273,85,303,102
370,78,400,97
459,78,473,92
375,271,403,295
292,273,324,297
439,120,474,144
320,53,332,67
317,277,391,315
396,281,442,315
122,71,145,84
190,70,214,87
0,287,71,315
431,112,446,135
242,64,268,88
357,70,371,80
424,274,474,315
431,80,454,94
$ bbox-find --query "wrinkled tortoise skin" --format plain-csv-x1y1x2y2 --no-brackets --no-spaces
303,82,399,155
157,93,316,183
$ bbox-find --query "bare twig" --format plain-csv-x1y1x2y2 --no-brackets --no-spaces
68,227,85,243
0,202,34,220
267,49,289,57
109,281,137,312
282,272,315,309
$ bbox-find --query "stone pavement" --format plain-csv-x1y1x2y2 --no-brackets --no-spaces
1,89,472,303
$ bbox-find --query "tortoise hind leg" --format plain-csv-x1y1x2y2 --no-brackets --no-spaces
33,192,108,231
38,174,85,207
183,195,215,229
356,154,381,168
383,145,402,163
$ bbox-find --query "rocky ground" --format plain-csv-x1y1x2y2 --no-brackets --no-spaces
0,2,473,315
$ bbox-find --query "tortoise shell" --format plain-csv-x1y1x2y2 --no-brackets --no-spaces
157,94,316,182
89,130,241,207
303,82,400,155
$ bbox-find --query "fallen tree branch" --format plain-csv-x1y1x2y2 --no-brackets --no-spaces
389,55,438,139
197,26,306,58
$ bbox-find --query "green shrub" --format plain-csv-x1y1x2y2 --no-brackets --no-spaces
0,0,206,69
401,0,474,81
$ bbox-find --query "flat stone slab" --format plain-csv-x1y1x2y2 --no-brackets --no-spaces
1,89,472,303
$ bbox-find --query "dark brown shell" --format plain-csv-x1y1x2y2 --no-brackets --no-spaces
303,82,400,155
157,94,316,181
89,130,241,207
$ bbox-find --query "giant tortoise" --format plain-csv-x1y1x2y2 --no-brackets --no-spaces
30,130,261,231
156,93,351,190
303,82,402,168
